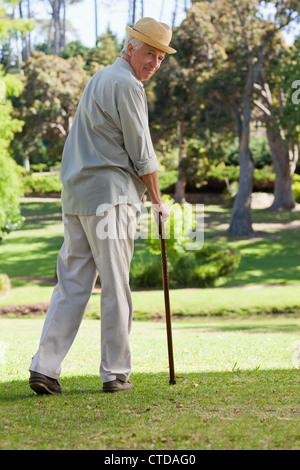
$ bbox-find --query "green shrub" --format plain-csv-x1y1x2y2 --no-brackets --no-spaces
158,171,177,192
30,163,49,172
130,242,240,289
130,196,241,289
23,172,62,195
207,165,275,184
0,150,24,240
293,181,300,203
130,258,162,289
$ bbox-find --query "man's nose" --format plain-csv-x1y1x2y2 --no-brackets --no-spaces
151,56,159,68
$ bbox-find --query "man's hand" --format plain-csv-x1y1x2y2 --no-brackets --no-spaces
152,202,171,224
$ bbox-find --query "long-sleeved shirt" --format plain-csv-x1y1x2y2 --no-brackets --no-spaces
59,56,159,215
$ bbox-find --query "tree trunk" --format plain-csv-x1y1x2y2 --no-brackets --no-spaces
174,168,187,204
228,130,255,236
60,0,66,50
27,0,32,58
172,0,178,28
254,74,298,211
51,0,60,55
94,0,98,45
174,120,187,203
228,40,267,237
228,78,255,236
23,151,30,172
267,125,297,210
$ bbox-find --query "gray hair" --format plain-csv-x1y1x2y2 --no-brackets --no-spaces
120,35,144,57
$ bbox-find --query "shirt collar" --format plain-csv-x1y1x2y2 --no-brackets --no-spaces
114,56,142,84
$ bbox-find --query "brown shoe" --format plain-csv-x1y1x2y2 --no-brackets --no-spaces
29,371,63,395
103,379,134,393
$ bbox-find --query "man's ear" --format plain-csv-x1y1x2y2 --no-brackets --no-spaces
127,42,134,57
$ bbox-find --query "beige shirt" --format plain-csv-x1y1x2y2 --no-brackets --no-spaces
60,57,159,215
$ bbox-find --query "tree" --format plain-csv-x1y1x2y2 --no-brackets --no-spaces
60,39,89,60
0,0,33,239
14,51,89,167
35,0,82,56
0,0,35,72
48,0,65,55
18,0,34,61
0,67,24,239
254,37,300,210
85,28,120,75
179,1,299,235
149,8,227,203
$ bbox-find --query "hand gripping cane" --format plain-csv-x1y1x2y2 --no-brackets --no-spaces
159,212,176,385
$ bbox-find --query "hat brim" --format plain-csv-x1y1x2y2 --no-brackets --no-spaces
126,26,177,54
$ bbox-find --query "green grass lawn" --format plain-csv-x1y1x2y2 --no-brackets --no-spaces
0,316,299,450
0,201,63,279
0,199,299,450
0,199,299,316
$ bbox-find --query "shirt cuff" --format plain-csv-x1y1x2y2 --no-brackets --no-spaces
134,155,159,176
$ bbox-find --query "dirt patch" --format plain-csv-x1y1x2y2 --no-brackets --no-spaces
0,302,50,316
11,276,57,285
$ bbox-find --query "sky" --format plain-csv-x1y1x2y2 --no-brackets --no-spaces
30,0,298,49
33,0,190,48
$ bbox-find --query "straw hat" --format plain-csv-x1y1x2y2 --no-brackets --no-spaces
126,17,177,54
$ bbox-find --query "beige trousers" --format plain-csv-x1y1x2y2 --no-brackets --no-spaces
29,205,137,383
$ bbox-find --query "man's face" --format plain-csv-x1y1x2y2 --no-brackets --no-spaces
126,43,165,81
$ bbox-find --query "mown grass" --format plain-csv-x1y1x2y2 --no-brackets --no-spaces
0,316,299,450
0,199,300,317
0,200,299,450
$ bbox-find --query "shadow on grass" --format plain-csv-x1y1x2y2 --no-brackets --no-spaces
1,369,299,403
225,229,300,286
172,318,300,334
20,201,62,231
1,370,299,450
0,235,63,278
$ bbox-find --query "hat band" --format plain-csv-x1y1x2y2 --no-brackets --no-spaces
131,27,154,42
131,27,168,47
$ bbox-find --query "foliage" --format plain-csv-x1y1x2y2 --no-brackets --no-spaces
23,171,62,195
206,165,275,183
130,196,241,289
0,0,34,40
271,37,300,144
84,28,121,75
131,242,241,289
0,65,24,240
0,66,23,140
60,30,121,77
292,181,300,203
222,136,272,168
14,51,89,164
158,170,178,191
0,148,24,240
60,40,90,61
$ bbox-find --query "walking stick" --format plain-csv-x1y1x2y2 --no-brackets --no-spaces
159,212,176,385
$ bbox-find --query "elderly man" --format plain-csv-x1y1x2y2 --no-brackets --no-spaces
29,18,176,394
